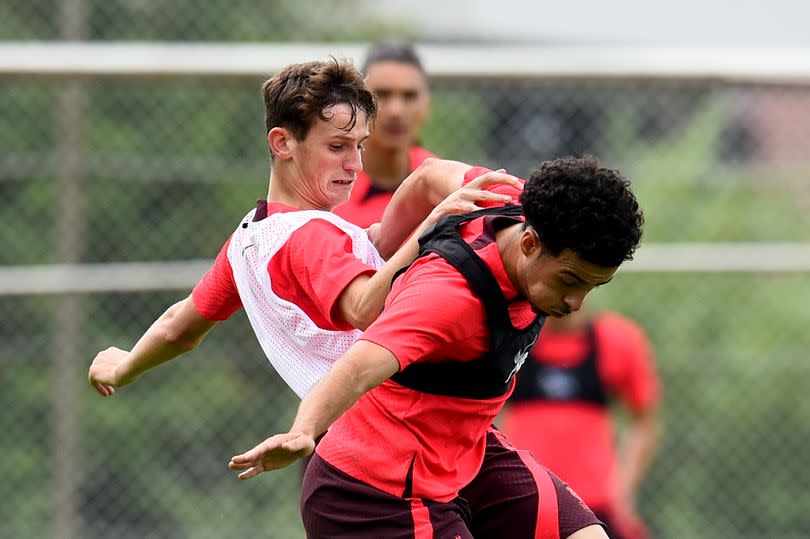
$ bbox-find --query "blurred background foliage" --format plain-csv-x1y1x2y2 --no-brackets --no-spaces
1,1,809,538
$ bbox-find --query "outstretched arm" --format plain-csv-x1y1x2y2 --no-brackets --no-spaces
371,158,476,259
88,295,217,396
338,168,521,330
228,339,398,478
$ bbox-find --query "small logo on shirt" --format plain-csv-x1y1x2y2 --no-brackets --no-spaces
505,334,539,383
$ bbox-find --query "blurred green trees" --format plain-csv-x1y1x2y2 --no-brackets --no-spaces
1,4,809,536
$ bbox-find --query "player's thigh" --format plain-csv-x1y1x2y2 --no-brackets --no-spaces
567,524,610,539
462,427,602,539
302,454,471,538
461,428,550,538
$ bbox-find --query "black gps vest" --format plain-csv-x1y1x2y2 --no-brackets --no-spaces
390,205,546,399
510,323,608,406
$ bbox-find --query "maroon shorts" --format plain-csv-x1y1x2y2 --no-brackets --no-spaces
302,453,473,538
461,426,604,539
300,426,602,538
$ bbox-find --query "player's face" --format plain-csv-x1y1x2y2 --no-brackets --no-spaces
291,104,369,210
365,61,429,151
515,230,618,318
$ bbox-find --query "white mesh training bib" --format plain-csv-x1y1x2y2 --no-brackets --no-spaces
227,208,385,398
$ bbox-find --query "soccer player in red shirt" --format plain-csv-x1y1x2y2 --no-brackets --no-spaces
87,58,512,399
333,40,434,228
229,156,646,539
86,59,523,539
504,311,662,539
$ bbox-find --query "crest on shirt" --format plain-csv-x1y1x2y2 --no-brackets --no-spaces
505,334,539,383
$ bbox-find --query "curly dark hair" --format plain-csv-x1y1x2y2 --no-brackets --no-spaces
262,57,377,144
520,155,644,267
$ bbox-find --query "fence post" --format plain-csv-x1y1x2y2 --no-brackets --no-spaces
53,1,86,538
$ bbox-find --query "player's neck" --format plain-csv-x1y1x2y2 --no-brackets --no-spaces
362,146,411,190
495,223,526,296
266,170,329,211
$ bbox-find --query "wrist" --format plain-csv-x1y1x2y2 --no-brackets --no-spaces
422,209,441,229
290,420,319,441
113,363,135,387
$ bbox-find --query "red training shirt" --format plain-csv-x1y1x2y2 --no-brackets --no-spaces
316,166,534,503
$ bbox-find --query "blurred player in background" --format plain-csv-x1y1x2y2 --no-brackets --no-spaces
229,156,646,539
503,309,662,539
333,39,433,228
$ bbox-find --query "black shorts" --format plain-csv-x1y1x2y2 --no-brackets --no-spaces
300,426,602,538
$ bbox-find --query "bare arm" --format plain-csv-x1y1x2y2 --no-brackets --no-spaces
228,340,399,478
88,295,217,395
566,525,610,539
337,218,433,330
372,158,474,259
618,407,661,510
337,169,520,330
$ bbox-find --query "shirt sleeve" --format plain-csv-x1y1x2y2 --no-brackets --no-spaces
359,256,490,370
191,236,243,321
269,219,378,330
598,314,662,413
462,165,525,207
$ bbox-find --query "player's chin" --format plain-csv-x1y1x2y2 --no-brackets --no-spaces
533,306,568,318
330,181,354,198
328,189,353,207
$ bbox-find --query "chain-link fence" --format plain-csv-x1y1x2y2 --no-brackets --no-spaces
0,0,405,42
2,4,810,539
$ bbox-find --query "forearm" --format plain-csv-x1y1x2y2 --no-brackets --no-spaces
375,158,470,258
116,328,191,386
342,165,519,329
619,412,661,500
347,218,431,330
115,297,214,385
290,340,398,438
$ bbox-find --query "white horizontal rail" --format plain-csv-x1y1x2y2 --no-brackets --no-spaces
624,243,810,273
2,243,809,295
3,42,810,82
1,260,211,295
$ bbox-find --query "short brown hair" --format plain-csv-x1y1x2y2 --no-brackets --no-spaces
262,58,377,144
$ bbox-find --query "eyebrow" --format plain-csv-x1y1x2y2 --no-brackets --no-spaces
560,271,586,284
561,270,613,287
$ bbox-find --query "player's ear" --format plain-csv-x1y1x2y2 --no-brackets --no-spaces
520,226,541,258
268,127,296,160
